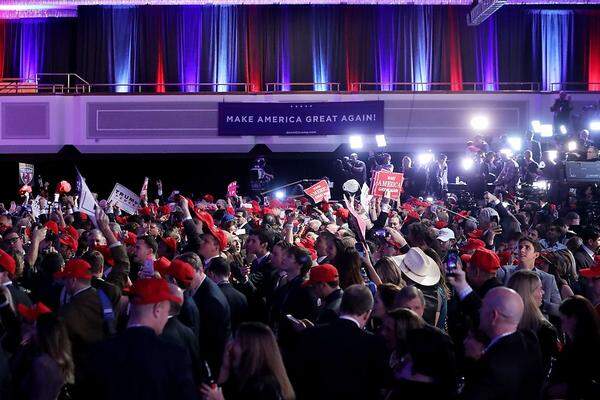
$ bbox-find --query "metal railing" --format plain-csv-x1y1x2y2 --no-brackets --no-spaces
34,73,90,93
350,81,541,91
0,78,65,94
550,82,600,92
266,82,341,92
74,82,255,93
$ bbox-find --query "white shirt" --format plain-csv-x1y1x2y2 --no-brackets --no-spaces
339,315,361,329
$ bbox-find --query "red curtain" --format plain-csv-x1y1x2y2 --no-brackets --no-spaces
588,11,600,91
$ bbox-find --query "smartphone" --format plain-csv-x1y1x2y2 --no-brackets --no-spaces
142,257,155,277
374,229,387,238
446,250,459,275
235,228,246,236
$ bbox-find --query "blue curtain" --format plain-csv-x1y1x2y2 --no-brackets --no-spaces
532,10,574,91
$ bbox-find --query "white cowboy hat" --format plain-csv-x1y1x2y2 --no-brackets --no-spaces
391,247,441,286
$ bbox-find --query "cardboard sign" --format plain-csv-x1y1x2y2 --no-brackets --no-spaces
303,180,331,204
108,183,141,215
18,163,34,186
371,171,404,200
227,181,238,197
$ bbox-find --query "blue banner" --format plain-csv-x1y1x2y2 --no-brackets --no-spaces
218,101,384,136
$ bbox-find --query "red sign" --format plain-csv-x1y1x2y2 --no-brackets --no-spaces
227,181,238,197
371,171,404,200
303,180,331,203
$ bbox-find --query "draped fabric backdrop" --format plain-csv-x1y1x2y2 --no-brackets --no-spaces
0,5,599,92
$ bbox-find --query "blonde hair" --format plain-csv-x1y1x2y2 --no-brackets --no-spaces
507,270,546,332
37,314,75,384
236,323,295,400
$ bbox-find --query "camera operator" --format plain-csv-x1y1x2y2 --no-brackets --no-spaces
249,156,274,196
550,91,572,132
519,150,541,186
523,131,542,163
370,153,394,173
345,153,367,186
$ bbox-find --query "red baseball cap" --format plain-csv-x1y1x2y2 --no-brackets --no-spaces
17,302,52,322
94,245,115,267
129,278,182,305
303,264,339,287
206,227,228,252
470,248,501,273
54,259,92,280
161,236,177,253
0,249,16,277
460,238,486,253
335,208,349,221
168,259,196,288
123,231,137,247
154,257,171,276
45,221,59,235
59,234,78,252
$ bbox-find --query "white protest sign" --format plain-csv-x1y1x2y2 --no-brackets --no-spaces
108,183,141,215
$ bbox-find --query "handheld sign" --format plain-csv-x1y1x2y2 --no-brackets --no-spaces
108,183,141,215
303,180,331,204
370,171,404,201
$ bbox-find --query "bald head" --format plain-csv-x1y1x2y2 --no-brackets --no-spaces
168,283,184,317
479,287,524,339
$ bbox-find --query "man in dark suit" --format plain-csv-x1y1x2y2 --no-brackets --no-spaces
300,263,343,325
206,257,248,332
290,285,388,400
462,287,544,400
161,283,201,384
172,252,231,373
573,227,599,271
83,278,198,400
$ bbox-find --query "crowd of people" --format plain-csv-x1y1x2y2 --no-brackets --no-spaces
0,144,600,400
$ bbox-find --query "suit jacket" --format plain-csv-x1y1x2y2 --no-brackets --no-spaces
497,265,561,316
161,316,202,384
462,331,543,400
178,291,200,337
83,326,198,400
59,286,108,360
573,247,595,271
316,288,343,325
218,281,248,332
192,276,231,373
291,318,388,400
7,282,32,308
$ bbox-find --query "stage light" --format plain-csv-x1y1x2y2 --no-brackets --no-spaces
547,150,558,162
417,151,434,166
275,190,285,200
507,136,522,151
590,121,600,132
499,148,513,158
531,120,541,132
540,124,554,137
567,141,577,152
470,115,489,131
461,157,474,170
559,125,567,135
349,135,363,149
375,135,387,148
532,180,549,191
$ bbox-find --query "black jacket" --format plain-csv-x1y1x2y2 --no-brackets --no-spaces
462,330,544,400
218,281,248,332
573,247,595,271
178,291,200,337
291,318,389,400
316,288,343,324
161,316,202,384
192,276,232,373
83,326,198,400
